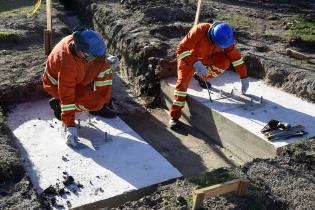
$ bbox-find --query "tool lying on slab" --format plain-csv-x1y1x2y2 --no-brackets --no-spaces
261,119,307,141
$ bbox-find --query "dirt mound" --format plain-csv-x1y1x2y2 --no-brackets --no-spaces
242,139,315,210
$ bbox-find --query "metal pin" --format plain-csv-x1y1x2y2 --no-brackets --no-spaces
64,124,66,133
78,119,81,129
104,132,107,141
220,89,222,97
230,89,234,95
89,117,91,123
250,98,253,106
260,96,263,104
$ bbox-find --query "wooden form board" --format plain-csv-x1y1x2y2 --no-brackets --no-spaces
192,179,249,210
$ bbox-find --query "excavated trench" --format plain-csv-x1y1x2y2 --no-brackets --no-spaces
1,0,315,209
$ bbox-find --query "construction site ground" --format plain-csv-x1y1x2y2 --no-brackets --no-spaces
0,0,314,209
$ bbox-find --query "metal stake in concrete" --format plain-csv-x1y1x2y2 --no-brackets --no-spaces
104,132,113,142
78,119,81,129
64,124,66,133
204,81,212,102
220,89,222,97
250,98,253,106
230,89,234,96
260,96,263,104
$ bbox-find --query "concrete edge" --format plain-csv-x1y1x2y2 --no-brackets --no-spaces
73,177,180,210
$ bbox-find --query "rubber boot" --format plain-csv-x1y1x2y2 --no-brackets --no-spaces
168,118,180,130
89,105,117,118
49,98,61,120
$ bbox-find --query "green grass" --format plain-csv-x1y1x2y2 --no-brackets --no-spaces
188,168,236,188
221,15,254,30
0,0,43,17
287,17,315,42
0,31,17,38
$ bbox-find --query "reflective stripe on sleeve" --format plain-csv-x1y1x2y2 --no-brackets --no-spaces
232,58,244,67
46,71,58,85
94,80,113,87
174,90,187,97
178,51,191,60
76,105,89,112
173,100,185,107
97,68,112,78
209,71,218,77
61,104,76,112
212,66,225,73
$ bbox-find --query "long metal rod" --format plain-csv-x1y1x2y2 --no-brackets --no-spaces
193,0,212,102
204,80,212,102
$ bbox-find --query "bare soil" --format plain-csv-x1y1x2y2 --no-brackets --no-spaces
0,0,315,209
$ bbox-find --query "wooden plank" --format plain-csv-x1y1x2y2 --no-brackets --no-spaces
192,179,249,209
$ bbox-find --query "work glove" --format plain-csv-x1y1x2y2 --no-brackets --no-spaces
105,54,119,71
241,77,249,94
193,61,208,77
193,73,211,89
65,127,79,147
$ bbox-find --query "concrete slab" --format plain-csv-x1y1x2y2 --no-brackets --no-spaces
7,100,182,209
162,71,315,160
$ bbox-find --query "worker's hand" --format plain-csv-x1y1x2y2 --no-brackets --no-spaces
105,54,119,71
193,73,211,89
65,127,79,147
240,77,249,94
193,61,208,77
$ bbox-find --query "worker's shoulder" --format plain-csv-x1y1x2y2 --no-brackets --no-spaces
50,35,74,58
195,23,211,31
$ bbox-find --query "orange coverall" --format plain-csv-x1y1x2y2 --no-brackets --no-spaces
170,23,248,120
42,35,112,127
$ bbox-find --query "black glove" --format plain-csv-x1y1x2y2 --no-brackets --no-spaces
193,73,211,89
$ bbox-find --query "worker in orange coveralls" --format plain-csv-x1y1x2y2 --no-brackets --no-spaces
42,28,119,147
169,22,249,129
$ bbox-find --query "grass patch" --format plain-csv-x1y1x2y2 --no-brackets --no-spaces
287,17,315,42
221,15,254,30
0,31,17,38
0,0,44,17
188,168,236,188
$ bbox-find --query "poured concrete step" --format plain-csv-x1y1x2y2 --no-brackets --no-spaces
7,100,181,209
161,71,315,161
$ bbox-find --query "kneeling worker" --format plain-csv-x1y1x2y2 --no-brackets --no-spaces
169,22,249,129
42,28,119,147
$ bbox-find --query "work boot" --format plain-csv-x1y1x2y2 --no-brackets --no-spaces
49,98,61,120
193,73,211,89
89,105,117,118
168,118,180,130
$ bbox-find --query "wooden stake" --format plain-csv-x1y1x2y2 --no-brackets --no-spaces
44,0,52,56
194,0,202,26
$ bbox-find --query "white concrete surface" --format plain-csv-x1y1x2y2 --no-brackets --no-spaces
165,71,315,148
7,100,181,209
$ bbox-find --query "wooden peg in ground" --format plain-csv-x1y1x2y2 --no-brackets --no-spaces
286,48,309,61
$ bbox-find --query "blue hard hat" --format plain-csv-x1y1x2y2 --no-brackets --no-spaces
73,29,106,57
208,22,234,49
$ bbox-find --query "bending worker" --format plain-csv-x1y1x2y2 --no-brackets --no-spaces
169,22,249,129
42,28,119,147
